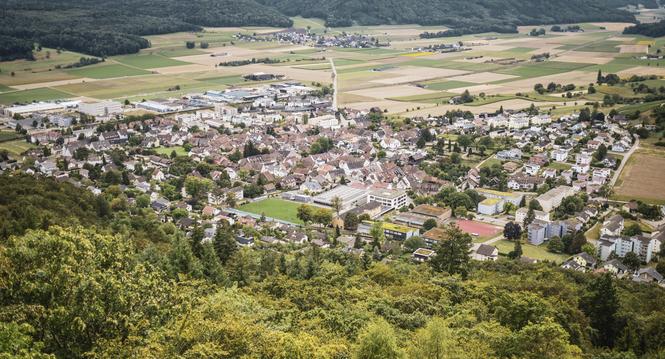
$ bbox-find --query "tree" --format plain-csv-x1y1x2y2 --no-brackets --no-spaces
503,318,581,359
355,319,403,359
622,223,642,236
508,240,523,259
547,236,564,253
344,212,360,230
622,251,641,271
403,236,426,253
297,205,313,224
213,227,237,265
186,41,196,49
503,222,521,241
423,218,438,231
409,317,463,359
370,221,385,248
430,225,472,277
580,274,621,348
331,196,342,216
184,176,213,204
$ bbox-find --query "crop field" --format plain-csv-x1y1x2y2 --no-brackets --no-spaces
237,198,306,224
2,20,664,117
613,150,665,204
0,88,73,105
66,64,152,79
112,54,190,69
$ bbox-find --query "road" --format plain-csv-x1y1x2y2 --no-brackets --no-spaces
609,136,639,188
330,58,338,111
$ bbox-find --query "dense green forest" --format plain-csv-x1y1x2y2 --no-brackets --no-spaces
0,0,659,60
2,176,665,358
259,0,649,27
624,20,665,37
0,0,293,59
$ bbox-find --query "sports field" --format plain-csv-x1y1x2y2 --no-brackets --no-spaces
452,219,502,242
0,140,36,155
237,198,305,224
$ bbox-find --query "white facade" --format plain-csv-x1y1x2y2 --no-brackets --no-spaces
79,101,123,117
368,189,408,210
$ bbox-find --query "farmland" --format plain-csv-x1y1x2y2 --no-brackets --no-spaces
0,140,35,156
1,19,665,117
613,149,665,205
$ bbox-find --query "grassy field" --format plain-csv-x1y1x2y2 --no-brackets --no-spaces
585,223,601,241
613,150,665,205
494,239,569,263
0,88,72,105
0,131,20,142
154,146,188,157
421,80,475,91
112,54,190,69
66,64,152,79
237,198,306,224
0,140,35,155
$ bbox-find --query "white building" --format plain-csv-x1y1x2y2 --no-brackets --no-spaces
368,189,408,210
79,101,123,118
535,185,576,213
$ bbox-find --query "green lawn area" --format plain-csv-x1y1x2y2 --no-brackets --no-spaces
0,140,35,155
585,222,601,241
155,47,207,58
112,54,190,69
0,84,14,92
154,146,188,157
0,88,72,105
238,198,305,224
421,80,475,91
494,239,569,263
479,157,502,169
547,162,572,171
388,91,455,103
561,41,622,53
625,219,655,233
0,131,20,142
66,64,152,79
508,47,538,53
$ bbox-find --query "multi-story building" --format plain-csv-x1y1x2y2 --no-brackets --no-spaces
368,189,408,210
535,185,576,213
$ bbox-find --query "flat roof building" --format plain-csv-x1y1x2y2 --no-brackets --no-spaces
79,101,123,118
368,189,408,210
312,185,368,211
535,185,576,213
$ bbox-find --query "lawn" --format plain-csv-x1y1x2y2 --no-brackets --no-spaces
0,131,20,142
585,222,601,241
237,198,305,224
113,54,190,69
496,61,591,78
0,88,72,105
547,162,573,171
66,64,152,79
494,239,569,263
0,140,36,155
0,84,14,92
154,146,188,157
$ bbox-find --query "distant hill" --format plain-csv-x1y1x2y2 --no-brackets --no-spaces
624,20,665,37
0,0,293,60
0,0,658,60
258,0,649,27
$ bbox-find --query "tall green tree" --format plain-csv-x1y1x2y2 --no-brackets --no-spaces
580,274,621,348
429,225,472,277
355,319,402,359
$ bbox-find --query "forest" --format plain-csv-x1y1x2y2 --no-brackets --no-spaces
2,175,665,358
259,0,650,28
624,20,665,37
0,0,659,60
0,0,293,59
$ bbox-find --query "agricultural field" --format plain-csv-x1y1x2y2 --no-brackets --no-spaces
2,20,665,116
613,149,665,205
237,198,306,224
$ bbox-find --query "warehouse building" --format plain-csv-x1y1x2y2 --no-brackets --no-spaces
79,101,123,118
312,185,368,211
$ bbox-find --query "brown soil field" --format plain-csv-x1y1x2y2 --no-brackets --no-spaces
618,66,665,77
614,152,665,203
348,84,437,99
619,44,649,54
370,66,468,84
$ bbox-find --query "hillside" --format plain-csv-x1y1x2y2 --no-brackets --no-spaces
0,0,293,60
259,0,647,27
0,0,659,60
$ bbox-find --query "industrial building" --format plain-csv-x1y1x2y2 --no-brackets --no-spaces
79,101,123,118
368,189,408,210
312,185,368,211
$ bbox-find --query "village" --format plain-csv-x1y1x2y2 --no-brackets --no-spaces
1,77,665,287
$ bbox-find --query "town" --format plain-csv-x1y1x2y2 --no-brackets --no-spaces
2,75,664,286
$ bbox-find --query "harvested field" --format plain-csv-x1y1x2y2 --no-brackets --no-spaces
618,66,665,77
445,72,518,84
619,44,649,54
348,84,437,99
614,151,665,204
554,54,614,65
370,66,469,85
